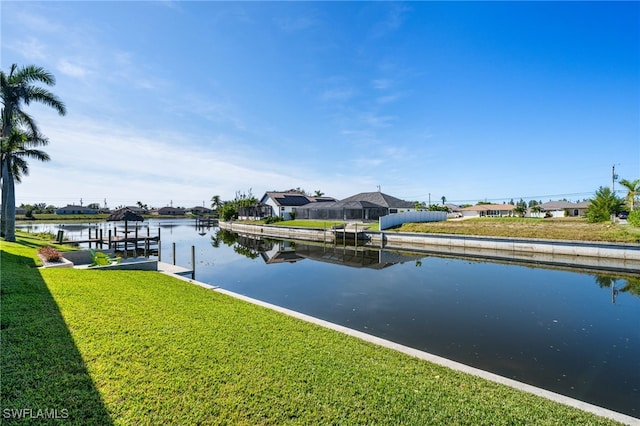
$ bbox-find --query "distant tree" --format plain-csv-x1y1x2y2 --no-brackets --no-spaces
428,204,449,212
218,189,258,221
313,190,324,197
618,178,639,211
210,195,222,211
585,186,624,223
513,205,527,217
219,202,237,221
530,204,542,216
441,196,446,205
87,203,100,210
136,201,149,210
414,201,426,210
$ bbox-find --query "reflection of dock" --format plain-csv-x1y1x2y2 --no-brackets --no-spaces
195,216,218,227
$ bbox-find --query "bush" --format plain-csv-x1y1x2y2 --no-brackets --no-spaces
264,216,283,224
628,210,640,227
37,246,62,262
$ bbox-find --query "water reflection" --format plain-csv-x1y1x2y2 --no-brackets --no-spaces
221,228,640,304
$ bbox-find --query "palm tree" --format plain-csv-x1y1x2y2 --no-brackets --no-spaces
618,178,640,211
210,195,222,212
1,127,50,182
1,64,65,241
441,196,446,205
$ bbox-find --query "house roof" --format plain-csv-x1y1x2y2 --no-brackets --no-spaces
538,201,575,210
260,192,337,207
538,200,591,210
338,192,415,209
297,192,414,211
460,204,516,211
261,192,312,207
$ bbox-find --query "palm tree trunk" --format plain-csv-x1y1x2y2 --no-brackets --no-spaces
1,159,16,241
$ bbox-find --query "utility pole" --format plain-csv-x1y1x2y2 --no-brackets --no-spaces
611,164,619,223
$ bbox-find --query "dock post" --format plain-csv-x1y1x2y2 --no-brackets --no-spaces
355,224,358,248
158,240,162,262
99,229,103,248
191,245,195,280
172,242,176,265
108,230,112,249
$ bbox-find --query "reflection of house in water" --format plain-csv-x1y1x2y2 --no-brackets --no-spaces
261,240,306,264
254,239,424,269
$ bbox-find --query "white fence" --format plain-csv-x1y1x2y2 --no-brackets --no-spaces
379,211,447,230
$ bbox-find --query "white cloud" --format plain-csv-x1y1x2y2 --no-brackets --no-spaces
57,59,90,78
7,37,48,61
320,87,356,102
14,113,364,206
372,79,392,90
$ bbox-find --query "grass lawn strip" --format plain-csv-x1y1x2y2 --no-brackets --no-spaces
1,235,626,425
241,217,640,243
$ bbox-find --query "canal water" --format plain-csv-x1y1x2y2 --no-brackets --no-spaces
19,220,640,417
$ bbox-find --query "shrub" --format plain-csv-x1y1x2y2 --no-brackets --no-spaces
264,216,283,224
628,210,640,227
37,246,62,262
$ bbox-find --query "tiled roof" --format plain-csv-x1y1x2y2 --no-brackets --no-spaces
338,192,415,209
298,192,414,210
538,200,591,210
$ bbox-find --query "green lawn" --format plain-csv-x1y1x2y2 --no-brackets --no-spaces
0,234,622,425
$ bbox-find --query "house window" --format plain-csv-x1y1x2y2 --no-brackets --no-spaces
573,209,578,216
390,209,398,214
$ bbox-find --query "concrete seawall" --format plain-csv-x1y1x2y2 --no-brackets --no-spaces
220,221,335,242
219,222,640,274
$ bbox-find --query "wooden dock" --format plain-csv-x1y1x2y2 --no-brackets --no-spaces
56,226,161,252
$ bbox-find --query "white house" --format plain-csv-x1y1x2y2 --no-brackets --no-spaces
55,205,99,215
530,201,590,218
460,204,515,218
255,191,335,220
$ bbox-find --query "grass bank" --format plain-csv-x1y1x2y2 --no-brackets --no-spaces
249,217,640,243
0,234,622,425
393,217,640,243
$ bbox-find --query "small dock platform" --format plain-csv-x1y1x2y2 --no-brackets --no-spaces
158,262,194,279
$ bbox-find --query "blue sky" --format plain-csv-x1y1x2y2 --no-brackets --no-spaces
2,1,638,209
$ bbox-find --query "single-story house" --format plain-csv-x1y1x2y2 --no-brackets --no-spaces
460,204,515,218
124,206,148,214
156,206,186,216
245,191,336,220
190,206,213,215
529,201,591,218
295,191,416,221
55,205,99,215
